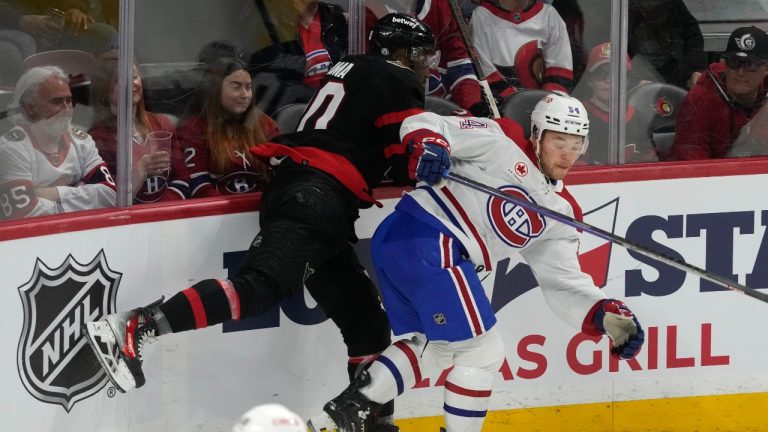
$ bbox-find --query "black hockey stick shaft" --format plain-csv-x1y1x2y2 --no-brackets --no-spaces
446,172,768,304
446,0,501,118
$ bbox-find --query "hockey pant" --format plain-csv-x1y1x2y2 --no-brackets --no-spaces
361,330,505,432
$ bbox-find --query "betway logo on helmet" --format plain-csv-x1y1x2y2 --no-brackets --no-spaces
391,16,418,28
17,251,120,411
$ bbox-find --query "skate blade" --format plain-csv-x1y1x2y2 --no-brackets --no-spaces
82,321,131,393
307,412,340,432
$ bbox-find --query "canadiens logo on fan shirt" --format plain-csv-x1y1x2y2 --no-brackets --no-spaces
486,185,546,248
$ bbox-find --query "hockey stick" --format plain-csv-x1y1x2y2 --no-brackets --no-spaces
445,172,768,304
446,0,501,119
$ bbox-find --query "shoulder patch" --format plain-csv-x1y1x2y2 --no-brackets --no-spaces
3,129,26,142
71,127,88,140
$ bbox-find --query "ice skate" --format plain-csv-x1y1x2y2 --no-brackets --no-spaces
307,370,383,432
83,304,159,393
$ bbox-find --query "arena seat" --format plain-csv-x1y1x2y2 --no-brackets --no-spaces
627,82,687,161
425,95,463,115
272,103,307,134
501,89,552,137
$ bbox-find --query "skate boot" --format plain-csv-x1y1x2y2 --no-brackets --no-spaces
373,423,399,432
307,369,383,432
83,300,161,393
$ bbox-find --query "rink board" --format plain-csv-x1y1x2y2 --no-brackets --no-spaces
1,170,768,431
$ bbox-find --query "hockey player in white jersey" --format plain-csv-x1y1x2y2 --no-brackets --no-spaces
307,92,644,432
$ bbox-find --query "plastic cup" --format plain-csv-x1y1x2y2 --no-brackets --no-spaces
148,130,172,154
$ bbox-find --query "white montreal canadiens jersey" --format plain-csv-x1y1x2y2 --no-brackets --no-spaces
399,112,606,328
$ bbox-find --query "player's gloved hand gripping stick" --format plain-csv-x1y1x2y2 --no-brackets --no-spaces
593,299,644,359
445,172,768,305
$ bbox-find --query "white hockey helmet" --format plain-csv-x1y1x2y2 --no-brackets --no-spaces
530,91,590,155
232,403,305,432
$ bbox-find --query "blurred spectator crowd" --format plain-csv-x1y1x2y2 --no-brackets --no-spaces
1,0,767,221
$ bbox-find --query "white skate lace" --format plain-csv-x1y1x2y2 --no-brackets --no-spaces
135,326,157,362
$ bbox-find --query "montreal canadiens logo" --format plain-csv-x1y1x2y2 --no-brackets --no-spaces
17,251,121,411
486,185,546,248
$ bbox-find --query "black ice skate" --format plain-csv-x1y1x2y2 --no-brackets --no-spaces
83,304,160,393
307,370,384,432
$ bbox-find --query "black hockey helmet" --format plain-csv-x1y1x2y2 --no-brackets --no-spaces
369,13,436,59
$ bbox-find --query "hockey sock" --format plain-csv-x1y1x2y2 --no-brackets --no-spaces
158,279,241,332
347,353,395,419
359,337,446,405
443,366,494,432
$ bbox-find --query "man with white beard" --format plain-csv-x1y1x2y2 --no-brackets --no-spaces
0,66,116,219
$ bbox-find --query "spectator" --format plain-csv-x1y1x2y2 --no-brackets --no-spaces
249,0,347,115
470,0,574,93
669,26,768,160
579,42,657,164
88,51,189,203
307,93,644,432
0,1,117,56
0,66,115,219
627,0,706,89
178,57,279,198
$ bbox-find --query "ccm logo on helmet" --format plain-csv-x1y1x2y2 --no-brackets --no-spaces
486,185,546,248
392,16,418,28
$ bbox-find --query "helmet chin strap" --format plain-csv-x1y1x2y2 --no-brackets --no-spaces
531,127,549,180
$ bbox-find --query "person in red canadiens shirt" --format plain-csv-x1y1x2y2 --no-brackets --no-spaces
88,50,190,203
176,57,279,198
669,26,768,160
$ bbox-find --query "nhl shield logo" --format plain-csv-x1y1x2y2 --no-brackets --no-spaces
17,251,121,411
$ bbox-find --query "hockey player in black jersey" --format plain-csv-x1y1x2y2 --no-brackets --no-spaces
84,13,436,432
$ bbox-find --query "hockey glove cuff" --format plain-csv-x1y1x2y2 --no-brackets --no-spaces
405,129,451,186
593,299,644,360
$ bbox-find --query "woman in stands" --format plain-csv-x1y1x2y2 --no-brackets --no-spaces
89,51,189,203
177,57,279,198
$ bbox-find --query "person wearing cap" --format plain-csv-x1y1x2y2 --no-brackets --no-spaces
0,65,116,219
577,42,657,165
669,26,768,160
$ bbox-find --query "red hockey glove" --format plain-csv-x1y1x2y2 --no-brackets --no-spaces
404,129,451,186
594,299,645,359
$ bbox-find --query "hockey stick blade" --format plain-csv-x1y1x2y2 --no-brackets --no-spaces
446,172,768,304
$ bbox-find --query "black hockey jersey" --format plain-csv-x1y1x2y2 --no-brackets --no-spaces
252,54,425,205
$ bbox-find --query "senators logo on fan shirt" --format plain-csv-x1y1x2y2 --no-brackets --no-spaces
17,251,120,411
